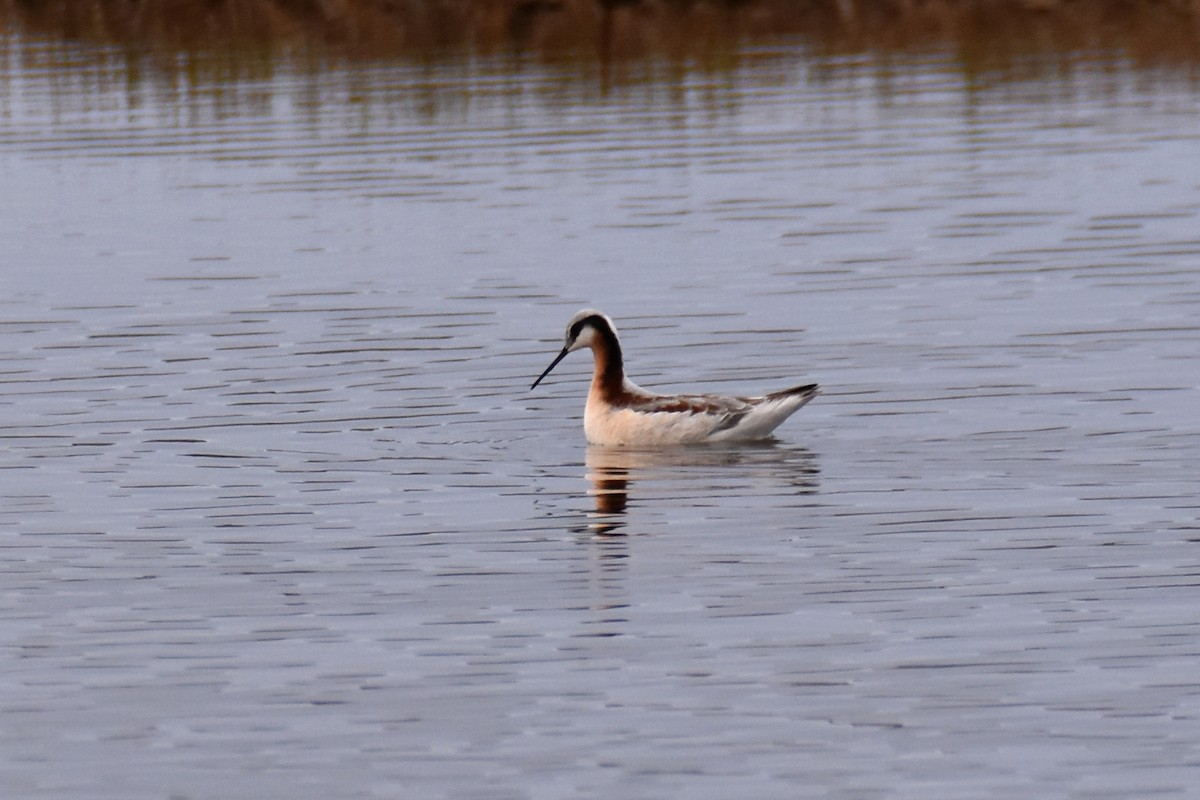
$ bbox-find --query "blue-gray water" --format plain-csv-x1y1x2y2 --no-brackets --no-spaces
2,36,1200,799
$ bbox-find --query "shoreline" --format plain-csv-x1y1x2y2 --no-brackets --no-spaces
3,0,1200,67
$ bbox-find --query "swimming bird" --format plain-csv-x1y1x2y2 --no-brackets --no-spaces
530,309,818,446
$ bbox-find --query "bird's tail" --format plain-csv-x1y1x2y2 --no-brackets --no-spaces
767,383,819,404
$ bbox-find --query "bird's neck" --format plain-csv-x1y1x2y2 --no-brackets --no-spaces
589,326,625,401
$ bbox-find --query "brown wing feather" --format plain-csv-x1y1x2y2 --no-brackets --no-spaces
609,388,748,415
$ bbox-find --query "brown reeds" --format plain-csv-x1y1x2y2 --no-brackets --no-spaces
2,0,1199,67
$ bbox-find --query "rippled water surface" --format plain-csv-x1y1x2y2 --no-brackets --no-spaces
3,34,1200,799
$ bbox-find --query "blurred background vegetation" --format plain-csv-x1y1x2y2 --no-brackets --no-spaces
2,0,1199,67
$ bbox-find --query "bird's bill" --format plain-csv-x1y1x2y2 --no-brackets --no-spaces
530,347,570,390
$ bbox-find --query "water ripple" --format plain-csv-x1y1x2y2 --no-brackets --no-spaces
3,34,1200,800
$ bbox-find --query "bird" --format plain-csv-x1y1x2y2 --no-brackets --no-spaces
530,309,818,446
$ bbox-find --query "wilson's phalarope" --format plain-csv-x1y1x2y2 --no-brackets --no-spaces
530,309,819,446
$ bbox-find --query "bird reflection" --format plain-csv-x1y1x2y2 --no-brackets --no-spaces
582,442,820,535
584,447,631,535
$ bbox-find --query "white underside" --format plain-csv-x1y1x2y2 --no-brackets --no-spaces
583,381,814,447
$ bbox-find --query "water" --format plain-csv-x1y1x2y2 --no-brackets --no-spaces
2,34,1200,799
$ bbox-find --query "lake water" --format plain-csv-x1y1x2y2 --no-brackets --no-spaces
2,32,1200,799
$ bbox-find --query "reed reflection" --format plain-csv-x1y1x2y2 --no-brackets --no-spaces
583,443,821,536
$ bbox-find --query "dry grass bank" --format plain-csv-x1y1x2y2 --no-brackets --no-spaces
2,0,1199,66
